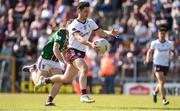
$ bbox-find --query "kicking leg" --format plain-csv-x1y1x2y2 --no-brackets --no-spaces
35,64,78,88
49,64,78,83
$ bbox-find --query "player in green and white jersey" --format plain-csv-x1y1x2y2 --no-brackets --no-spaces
22,20,72,106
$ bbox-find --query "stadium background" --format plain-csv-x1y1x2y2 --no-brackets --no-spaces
0,0,180,96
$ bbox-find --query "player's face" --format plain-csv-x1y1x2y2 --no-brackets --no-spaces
79,7,90,20
158,31,166,40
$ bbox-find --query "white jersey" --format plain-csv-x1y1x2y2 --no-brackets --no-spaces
68,18,99,52
150,39,174,66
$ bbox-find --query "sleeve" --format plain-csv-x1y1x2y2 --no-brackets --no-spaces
70,23,80,33
90,19,99,31
150,41,155,49
54,33,63,45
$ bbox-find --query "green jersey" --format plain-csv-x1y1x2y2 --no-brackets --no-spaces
41,28,66,60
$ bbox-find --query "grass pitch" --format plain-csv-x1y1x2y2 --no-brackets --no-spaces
0,94,180,111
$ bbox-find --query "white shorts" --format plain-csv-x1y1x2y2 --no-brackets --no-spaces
37,56,65,72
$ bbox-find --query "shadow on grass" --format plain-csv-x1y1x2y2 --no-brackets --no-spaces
94,106,180,110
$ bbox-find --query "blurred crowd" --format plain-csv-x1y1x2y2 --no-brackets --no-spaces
0,0,180,93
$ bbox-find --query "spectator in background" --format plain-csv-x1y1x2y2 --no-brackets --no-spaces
7,8,14,25
22,5,34,25
5,23,16,48
140,0,155,21
41,0,53,21
0,0,7,17
14,0,26,25
122,52,134,78
171,0,180,25
134,20,148,45
37,31,48,53
30,16,42,30
100,52,116,94
122,0,133,19
172,24,180,40
15,0,26,13
127,12,137,34
33,1,42,18
112,18,126,34
133,5,145,22
153,0,163,15
13,24,31,58
147,14,158,39
96,11,108,29
54,0,68,23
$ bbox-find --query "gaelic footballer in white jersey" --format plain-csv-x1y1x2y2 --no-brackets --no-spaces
150,39,174,71
145,24,176,105
68,18,99,52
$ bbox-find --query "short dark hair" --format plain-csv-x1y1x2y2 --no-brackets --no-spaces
159,25,168,32
77,2,90,10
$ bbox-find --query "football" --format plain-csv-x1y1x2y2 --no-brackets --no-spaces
93,38,110,54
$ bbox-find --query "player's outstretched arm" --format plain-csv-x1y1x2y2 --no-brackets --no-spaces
94,28,119,37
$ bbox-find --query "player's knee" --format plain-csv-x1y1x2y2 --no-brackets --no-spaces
80,66,88,75
159,80,164,85
61,76,71,83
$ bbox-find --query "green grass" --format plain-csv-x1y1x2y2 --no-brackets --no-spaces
0,94,180,111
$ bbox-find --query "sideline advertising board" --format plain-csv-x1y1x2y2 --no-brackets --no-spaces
124,83,180,96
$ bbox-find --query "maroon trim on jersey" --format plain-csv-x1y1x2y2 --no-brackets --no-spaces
93,27,100,31
72,31,81,36
76,19,86,24
72,28,80,32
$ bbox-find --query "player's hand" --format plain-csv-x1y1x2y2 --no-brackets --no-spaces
111,28,120,37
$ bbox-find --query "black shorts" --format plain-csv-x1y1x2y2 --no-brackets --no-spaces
154,65,169,75
65,48,86,63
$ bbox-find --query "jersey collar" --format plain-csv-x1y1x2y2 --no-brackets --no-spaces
76,19,86,24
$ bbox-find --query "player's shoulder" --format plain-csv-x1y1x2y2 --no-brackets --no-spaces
69,19,78,25
151,39,159,44
166,40,173,43
53,28,65,36
59,28,66,32
166,40,174,46
86,18,96,24
87,18,94,22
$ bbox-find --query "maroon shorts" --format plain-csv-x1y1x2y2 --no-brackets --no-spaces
65,48,86,63
154,65,169,76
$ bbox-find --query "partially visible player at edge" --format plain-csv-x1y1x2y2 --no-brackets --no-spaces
144,25,176,105
35,2,119,103
22,20,72,106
